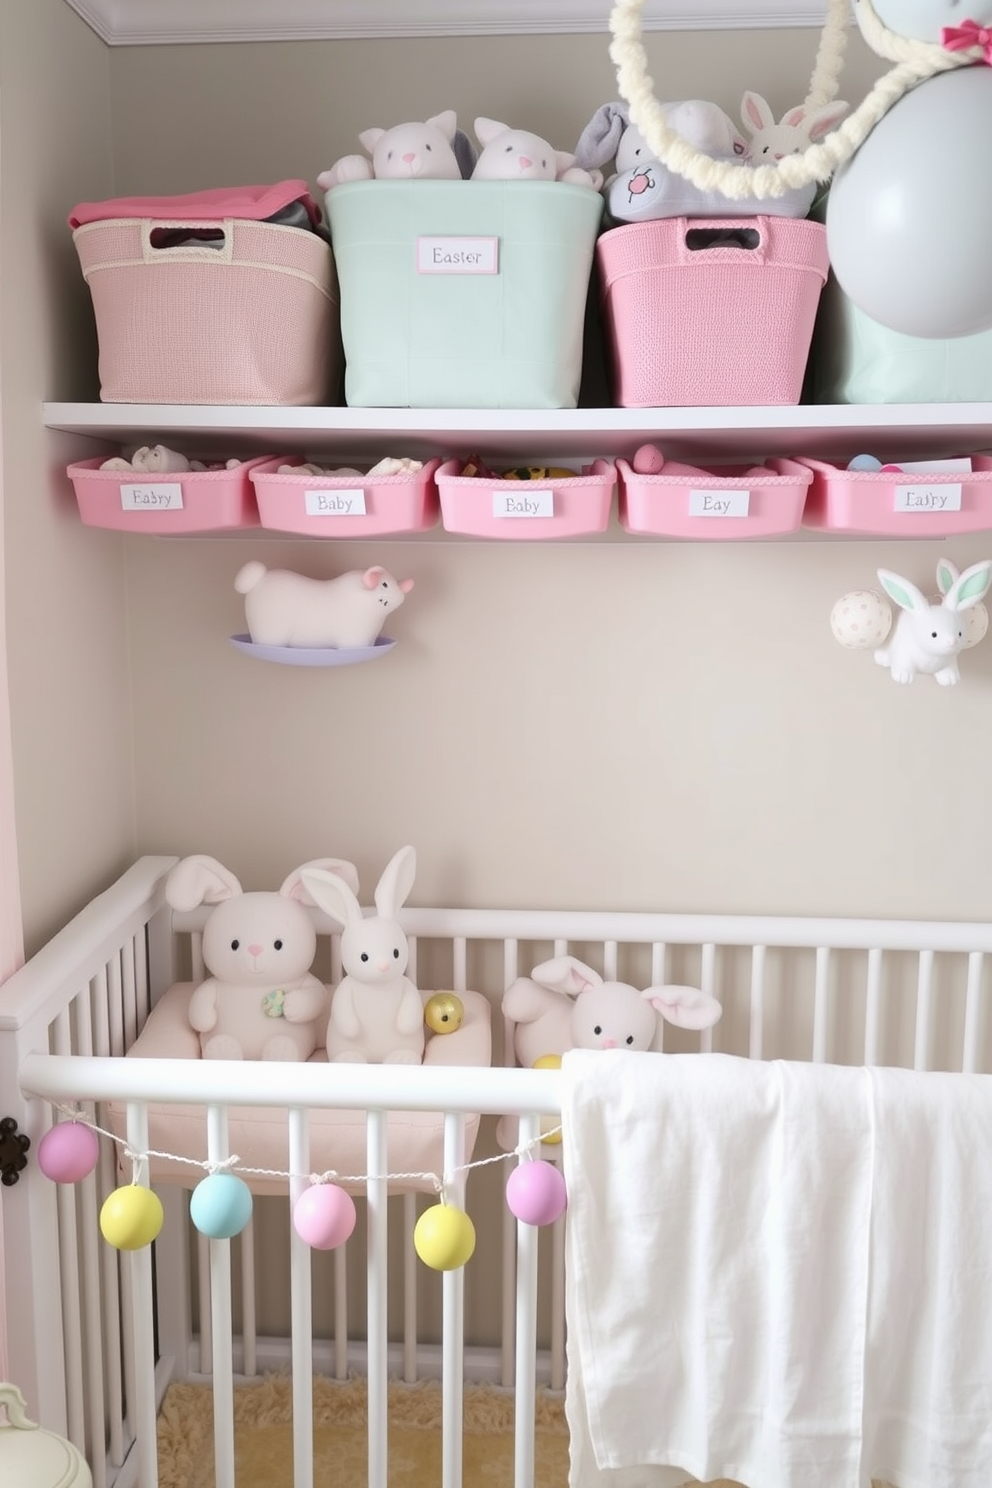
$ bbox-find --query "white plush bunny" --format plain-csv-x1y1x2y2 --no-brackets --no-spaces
165,854,359,1060
317,111,465,191
301,846,425,1065
740,92,849,161
502,954,722,1070
874,558,992,684
471,118,601,188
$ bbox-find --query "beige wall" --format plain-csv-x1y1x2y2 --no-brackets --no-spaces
1,0,136,956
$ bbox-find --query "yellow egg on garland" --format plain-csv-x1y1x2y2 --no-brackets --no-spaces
424,992,464,1035
532,1054,563,1145
414,1203,476,1270
100,1184,164,1250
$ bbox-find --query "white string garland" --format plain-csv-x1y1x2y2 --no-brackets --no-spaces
607,0,982,201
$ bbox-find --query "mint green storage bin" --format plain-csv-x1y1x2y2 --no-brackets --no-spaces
324,180,603,409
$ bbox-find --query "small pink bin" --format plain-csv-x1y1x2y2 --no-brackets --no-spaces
67,455,270,534
251,457,441,537
436,460,615,539
617,457,812,539
596,217,829,407
799,456,992,537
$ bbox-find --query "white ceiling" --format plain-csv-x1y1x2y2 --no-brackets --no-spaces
63,0,832,46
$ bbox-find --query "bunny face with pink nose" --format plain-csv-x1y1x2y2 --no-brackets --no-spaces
874,558,992,685
165,853,359,1060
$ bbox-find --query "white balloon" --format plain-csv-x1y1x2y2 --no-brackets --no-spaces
826,67,992,338
863,0,992,42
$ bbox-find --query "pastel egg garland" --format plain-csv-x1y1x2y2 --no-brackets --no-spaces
100,1185,164,1251
506,1160,567,1227
37,1121,100,1184
414,1203,476,1271
293,1182,357,1250
190,1172,254,1240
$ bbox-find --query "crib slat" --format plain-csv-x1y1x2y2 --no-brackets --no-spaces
76,992,109,1488
963,951,984,1074
813,947,830,1063
198,1229,213,1374
502,936,521,1389
442,1112,467,1488
915,949,934,1071
366,1110,389,1488
514,1115,541,1488
864,948,883,1065
96,1118,125,1468
550,1180,566,1393
206,1105,235,1488
700,944,716,1053
453,935,467,990
125,1102,159,1488
603,940,618,982
651,945,667,1050
403,1192,418,1383
288,1109,314,1488
53,1007,86,1452
334,1244,348,1380
241,1216,257,1376
749,946,765,1060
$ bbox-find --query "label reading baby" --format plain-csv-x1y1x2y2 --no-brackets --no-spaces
492,488,554,519
416,236,499,274
120,482,184,511
688,488,750,518
304,487,369,517
894,484,963,513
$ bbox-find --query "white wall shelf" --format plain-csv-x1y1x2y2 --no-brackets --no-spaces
43,401,992,464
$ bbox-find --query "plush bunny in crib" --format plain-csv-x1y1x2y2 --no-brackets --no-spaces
165,854,359,1060
301,846,425,1065
502,955,723,1070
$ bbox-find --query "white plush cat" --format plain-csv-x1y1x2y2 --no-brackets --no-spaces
318,111,464,191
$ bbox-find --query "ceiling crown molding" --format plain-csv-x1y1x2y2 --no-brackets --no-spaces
65,0,836,47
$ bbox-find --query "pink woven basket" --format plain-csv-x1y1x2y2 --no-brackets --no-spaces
72,217,341,405
596,216,829,407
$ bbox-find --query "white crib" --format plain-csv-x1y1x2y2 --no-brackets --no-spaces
3,853,992,1488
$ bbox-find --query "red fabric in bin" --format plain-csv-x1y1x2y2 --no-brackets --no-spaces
68,180,322,230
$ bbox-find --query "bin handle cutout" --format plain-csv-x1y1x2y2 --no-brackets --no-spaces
678,220,766,266
141,218,235,265
684,227,761,253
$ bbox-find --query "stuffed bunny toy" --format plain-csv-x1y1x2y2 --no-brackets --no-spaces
317,111,472,192
502,954,722,1070
471,117,602,189
235,562,414,649
740,92,849,160
301,846,425,1064
165,854,359,1060
862,558,992,685
574,99,749,183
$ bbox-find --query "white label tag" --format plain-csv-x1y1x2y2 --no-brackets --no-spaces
417,236,499,274
304,487,368,517
120,481,183,511
894,483,963,513
891,457,973,475
492,488,554,519
688,487,751,518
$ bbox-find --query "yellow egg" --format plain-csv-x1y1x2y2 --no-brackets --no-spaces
532,1055,563,1144
414,1203,476,1270
424,992,464,1035
100,1185,164,1250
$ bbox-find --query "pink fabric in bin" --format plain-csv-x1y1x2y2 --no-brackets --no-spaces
596,216,829,407
107,983,492,1196
68,180,322,229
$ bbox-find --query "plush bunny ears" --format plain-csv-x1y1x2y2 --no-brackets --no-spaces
302,845,417,927
878,559,992,615
165,854,359,912
527,955,722,1031
574,101,630,170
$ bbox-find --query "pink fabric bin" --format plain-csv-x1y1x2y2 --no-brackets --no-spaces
71,217,341,405
618,457,812,539
436,459,615,539
799,456,992,536
250,457,441,537
67,455,270,533
596,217,829,407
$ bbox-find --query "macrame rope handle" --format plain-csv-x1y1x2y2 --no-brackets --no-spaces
608,0,979,201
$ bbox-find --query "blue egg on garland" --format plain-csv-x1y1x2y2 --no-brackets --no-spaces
190,1172,254,1239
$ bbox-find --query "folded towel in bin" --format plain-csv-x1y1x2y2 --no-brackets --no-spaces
68,179,323,230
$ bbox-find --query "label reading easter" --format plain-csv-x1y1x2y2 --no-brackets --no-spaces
894,483,963,513
304,487,368,517
492,488,554,519
688,488,750,518
120,482,183,511
417,236,499,274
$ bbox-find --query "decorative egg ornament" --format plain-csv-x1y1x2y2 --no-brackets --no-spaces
293,1183,357,1250
37,1121,100,1184
190,1172,253,1239
827,66,992,338
100,1185,164,1250
414,1203,476,1270
532,1054,563,1145
830,591,892,650
506,1160,567,1227
424,992,464,1035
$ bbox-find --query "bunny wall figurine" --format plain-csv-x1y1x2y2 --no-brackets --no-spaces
301,846,425,1064
235,562,413,650
740,92,849,160
833,558,992,685
502,954,722,1070
164,854,359,1060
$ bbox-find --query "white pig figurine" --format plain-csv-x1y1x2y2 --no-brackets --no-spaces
235,562,414,649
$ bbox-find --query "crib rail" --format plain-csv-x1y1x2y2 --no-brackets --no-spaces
6,854,992,1488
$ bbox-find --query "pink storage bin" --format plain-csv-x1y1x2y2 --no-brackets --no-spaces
799,456,992,536
596,217,829,407
436,460,615,539
66,455,270,533
250,457,441,537
71,217,340,405
618,457,812,539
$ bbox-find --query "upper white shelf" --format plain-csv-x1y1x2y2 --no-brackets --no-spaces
42,401,992,464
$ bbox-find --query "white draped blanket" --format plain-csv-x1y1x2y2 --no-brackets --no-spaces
561,1050,992,1488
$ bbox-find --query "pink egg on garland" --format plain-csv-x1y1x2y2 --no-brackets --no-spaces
506,1160,567,1227
293,1182,357,1250
37,1121,100,1184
